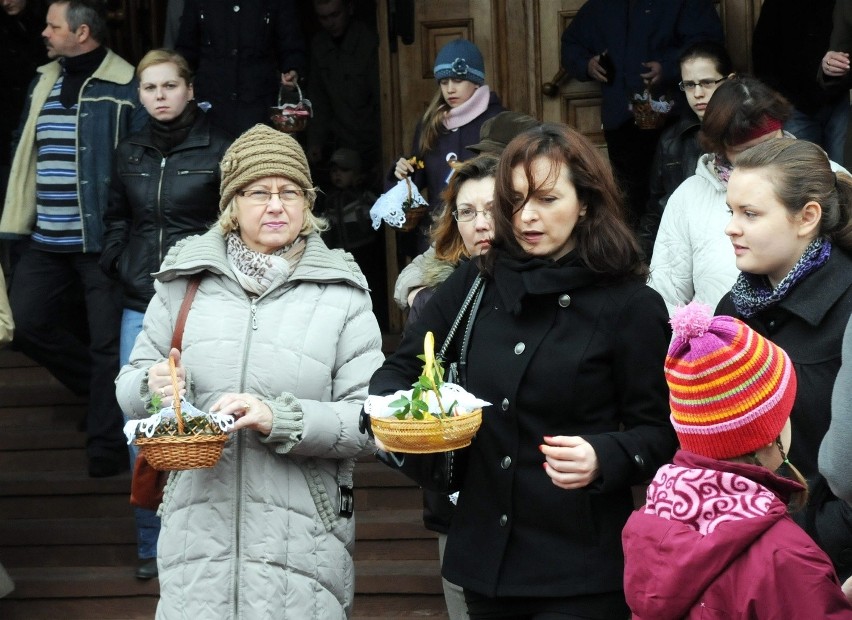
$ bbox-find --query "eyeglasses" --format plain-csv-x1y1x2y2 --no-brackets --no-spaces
238,189,305,205
452,207,493,222
678,77,727,92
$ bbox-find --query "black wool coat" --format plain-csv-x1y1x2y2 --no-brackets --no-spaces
370,254,677,602
717,247,852,579
101,112,232,312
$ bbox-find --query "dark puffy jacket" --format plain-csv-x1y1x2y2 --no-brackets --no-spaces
638,112,701,258
101,112,231,312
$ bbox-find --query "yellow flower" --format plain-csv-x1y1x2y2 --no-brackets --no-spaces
423,331,435,379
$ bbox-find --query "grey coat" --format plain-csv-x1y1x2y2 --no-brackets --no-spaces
116,228,384,619
821,314,852,505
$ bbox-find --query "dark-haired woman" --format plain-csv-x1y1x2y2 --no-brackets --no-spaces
717,137,852,581
368,123,677,618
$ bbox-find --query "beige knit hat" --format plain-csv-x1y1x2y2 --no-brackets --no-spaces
218,124,313,212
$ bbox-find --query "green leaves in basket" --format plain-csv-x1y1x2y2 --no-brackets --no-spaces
390,331,457,420
147,391,163,416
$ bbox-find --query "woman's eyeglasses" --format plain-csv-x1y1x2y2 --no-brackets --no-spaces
238,189,305,205
678,77,726,92
453,207,493,222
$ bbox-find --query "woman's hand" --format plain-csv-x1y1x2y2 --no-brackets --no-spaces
540,435,600,490
843,575,852,603
147,348,186,407
210,393,274,435
394,157,415,180
587,54,608,83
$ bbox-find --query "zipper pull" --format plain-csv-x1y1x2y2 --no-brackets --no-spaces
251,302,258,330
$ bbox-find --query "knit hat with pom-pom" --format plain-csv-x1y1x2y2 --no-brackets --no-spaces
665,302,797,460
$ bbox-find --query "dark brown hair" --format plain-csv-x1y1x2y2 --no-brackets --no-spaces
431,155,499,264
734,138,852,252
699,76,792,155
482,123,646,278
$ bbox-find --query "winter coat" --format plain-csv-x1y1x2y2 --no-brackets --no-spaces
0,50,146,247
115,228,384,619
753,0,844,115
623,450,852,620
101,111,232,312
175,0,306,137
717,247,852,579
306,19,381,168
370,254,677,604
819,0,852,93
821,315,852,505
638,111,701,258
648,143,848,314
560,0,722,130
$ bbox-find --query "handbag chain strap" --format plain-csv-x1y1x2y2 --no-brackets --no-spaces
170,274,203,351
437,273,484,363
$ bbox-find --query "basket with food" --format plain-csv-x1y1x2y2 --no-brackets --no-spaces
270,83,313,133
369,157,429,232
365,332,490,453
629,89,674,130
124,357,234,471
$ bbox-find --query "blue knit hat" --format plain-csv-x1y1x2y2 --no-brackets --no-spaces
433,39,485,85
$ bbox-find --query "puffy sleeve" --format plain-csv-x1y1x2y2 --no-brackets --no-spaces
262,284,385,460
648,178,697,315
820,315,852,504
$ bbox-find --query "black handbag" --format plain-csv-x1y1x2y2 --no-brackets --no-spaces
377,274,485,494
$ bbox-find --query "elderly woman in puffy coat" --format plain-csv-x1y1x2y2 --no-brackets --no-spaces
116,124,384,619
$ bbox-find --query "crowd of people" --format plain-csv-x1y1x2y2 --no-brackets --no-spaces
2,0,852,618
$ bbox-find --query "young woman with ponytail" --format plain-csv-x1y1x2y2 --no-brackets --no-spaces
717,137,852,582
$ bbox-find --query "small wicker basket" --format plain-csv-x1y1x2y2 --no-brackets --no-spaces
631,89,669,130
397,178,429,232
371,409,482,454
270,83,312,133
134,358,228,471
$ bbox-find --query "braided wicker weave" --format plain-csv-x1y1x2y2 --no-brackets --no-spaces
371,409,482,454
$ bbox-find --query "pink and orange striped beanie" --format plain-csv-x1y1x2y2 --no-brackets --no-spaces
665,302,797,460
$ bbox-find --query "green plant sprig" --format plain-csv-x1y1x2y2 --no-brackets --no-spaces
389,332,458,420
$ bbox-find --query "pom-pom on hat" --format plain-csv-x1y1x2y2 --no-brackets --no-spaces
433,39,485,86
219,124,313,213
665,302,797,460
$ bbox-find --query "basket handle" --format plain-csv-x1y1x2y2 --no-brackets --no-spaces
169,355,185,435
278,81,303,107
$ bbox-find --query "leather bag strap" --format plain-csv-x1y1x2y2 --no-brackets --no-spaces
170,274,203,351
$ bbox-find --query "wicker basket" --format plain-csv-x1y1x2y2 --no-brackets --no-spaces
371,409,482,454
397,178,429,232
134,357,228,471
631,89,669,130
270,83,312,133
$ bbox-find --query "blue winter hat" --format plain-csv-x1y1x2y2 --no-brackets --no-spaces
433,39,485,85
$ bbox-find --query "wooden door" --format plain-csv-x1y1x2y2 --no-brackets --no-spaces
376,0,760,331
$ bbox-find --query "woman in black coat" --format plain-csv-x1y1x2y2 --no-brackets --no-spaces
368,124,677,618
100,49,230,580
717,137,852,581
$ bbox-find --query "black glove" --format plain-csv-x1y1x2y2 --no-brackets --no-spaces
358,406,374,438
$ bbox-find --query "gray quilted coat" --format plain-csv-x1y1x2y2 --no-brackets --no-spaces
116,228,384,619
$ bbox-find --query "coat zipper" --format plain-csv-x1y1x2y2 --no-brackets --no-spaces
156,156,167,263
233,294,258,616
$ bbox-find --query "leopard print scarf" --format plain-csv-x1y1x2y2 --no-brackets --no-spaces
225,232,306,295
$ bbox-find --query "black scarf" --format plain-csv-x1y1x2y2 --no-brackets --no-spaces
493,251,603,315
59,45,107,108
149,103,199,155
